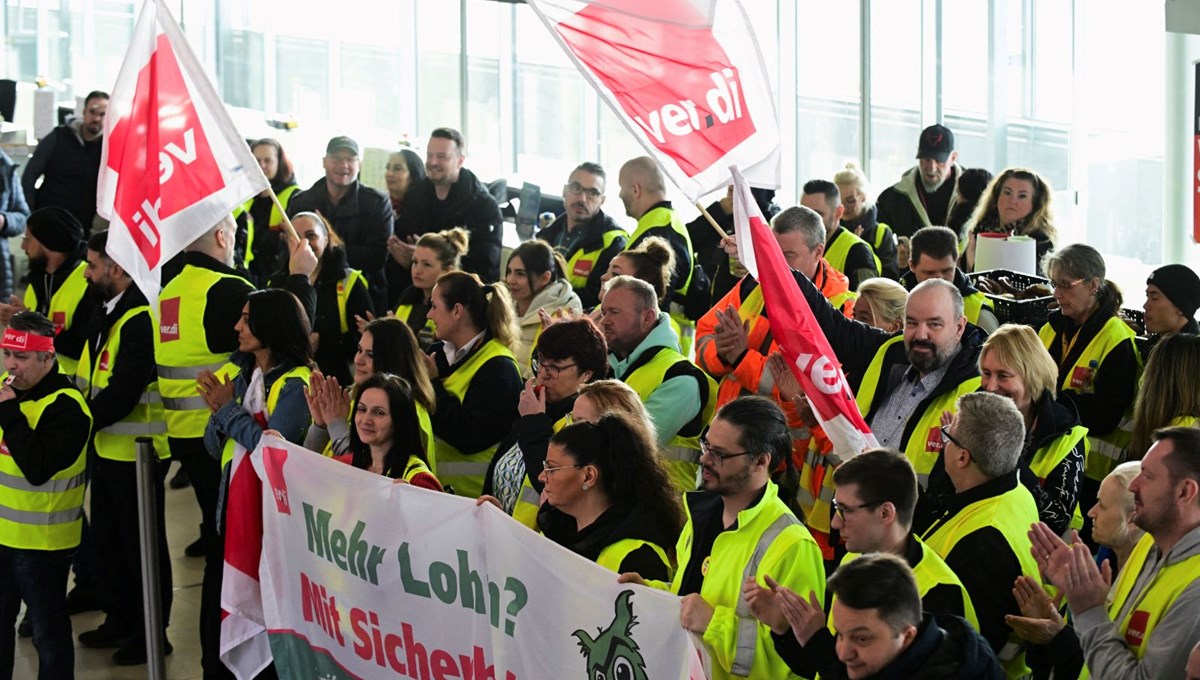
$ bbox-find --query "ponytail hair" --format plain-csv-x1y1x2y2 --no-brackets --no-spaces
435,271,519,349
549,414,684,535
416,227,470,271
618,236,675,302
507,239,568,295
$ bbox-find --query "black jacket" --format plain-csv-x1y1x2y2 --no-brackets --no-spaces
773,613,1002,680
0,151,28,300
21,123,102,231
288,178,393,311
877,165,963,239
0,364,92,487
395,168,504,291
429,333,522,458
536,210,627,309
268,246,372,386
483,395,574,497
537,500,675,582
1043,309,1140,438
913,471,1029,655
843,205,900,281
25,249,95,365
81,285,156,434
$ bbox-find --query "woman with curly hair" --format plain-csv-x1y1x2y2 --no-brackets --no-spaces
963,167,1057,274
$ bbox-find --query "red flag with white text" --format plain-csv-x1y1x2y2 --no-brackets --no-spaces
97,0,267,300
731,166,878,462
526,0,779,201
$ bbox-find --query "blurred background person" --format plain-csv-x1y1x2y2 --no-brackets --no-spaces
236,138,299,286
835,162,899,280
1129,333,1200,459
1142,264,1200,340
851,277,907,333
945,167,994,242
963,168,1057,274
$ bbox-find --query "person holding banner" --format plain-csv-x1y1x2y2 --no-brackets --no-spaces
338,372,440,489
483,318,608,528
74,230,175,666
536,416,682,580
0,311,93,679
620,396,824,680
602,275,715,491
617,157,699,352
427,271,522,497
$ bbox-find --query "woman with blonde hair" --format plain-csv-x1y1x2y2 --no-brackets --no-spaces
835,162,899,280
970,324,1086,536
427,271,523,497
1129,333,1200,458
963,167,1058,273
851,277,907,333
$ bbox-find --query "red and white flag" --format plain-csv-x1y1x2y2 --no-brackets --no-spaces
526,0,779,201
731,166,878,462
97,0,267,300
219,443,272,679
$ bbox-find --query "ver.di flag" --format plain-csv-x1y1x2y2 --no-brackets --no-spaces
97,0,268,301
526,0,780,201
731,166,878,462
221,436,708,680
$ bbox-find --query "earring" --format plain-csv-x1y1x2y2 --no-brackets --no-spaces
582,483,590,491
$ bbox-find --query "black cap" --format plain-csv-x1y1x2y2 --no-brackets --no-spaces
1148,264,1200,320
916,124,955,162
27,207,85,253
325,135,359,156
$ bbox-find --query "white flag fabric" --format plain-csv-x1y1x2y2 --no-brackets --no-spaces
526,0,780,201
97,0,268,300
223,436,708,679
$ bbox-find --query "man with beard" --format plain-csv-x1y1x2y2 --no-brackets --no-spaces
619,396,824,680
391,127,504,295
781,260,984,487
1030,425,1200,679
876,124,964,239
21,91,108,232
535,162,626,308
73,230,173,664
0,207,93,385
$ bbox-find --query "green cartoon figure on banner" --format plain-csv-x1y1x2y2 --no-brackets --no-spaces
572,590,649,680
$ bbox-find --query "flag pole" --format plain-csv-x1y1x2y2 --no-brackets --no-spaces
694,201,729,240
265,185,301,242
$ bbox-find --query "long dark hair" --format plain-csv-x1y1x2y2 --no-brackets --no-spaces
507,239,568,296
715,396,799,513
246,289,314,369
549,415,685,535
251,138,296,191
348,373,428,479
395,148,426,187
361,318,435,412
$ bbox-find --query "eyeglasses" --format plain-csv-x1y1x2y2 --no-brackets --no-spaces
542,462,581,476
940,425,965,450
564,182,603,200
831,499,882,521
532,356,577,379
1049,278,1084,291
698,427,756,467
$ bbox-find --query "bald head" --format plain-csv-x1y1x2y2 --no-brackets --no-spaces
618,156,667,219
903,279,967,375
185,214,237,267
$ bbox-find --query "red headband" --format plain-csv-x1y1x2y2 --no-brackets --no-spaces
0,328,56,353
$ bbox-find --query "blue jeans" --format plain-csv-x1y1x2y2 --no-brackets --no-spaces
0,546,73,679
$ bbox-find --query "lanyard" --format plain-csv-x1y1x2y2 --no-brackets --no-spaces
1058,328,1083,372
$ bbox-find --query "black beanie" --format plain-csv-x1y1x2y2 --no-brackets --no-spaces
1147,264,1200,320
27,207,85,254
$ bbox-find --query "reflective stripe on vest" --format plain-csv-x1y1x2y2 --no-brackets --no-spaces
25,260,88,377
435,339,519,498
400,455,437,485
595,539,670,575
76,304,170,462
855,336,980,485
0,385,92,550
565,228,625,292
920,483,1041,680
963,291,994,326
336,269,368,335
731,513,799,676
1077,533,1200,679
155,265,252,439
219,365,311,468
825,229,881,276
630,206,694,296
1038,317,1142,482
621,345,716,492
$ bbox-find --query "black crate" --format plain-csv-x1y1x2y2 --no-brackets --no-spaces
968,269,1055,327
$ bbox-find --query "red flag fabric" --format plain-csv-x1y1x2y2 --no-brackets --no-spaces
218,444,273,679
730,166,878,460
97,0,268,301
526,0,779,200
